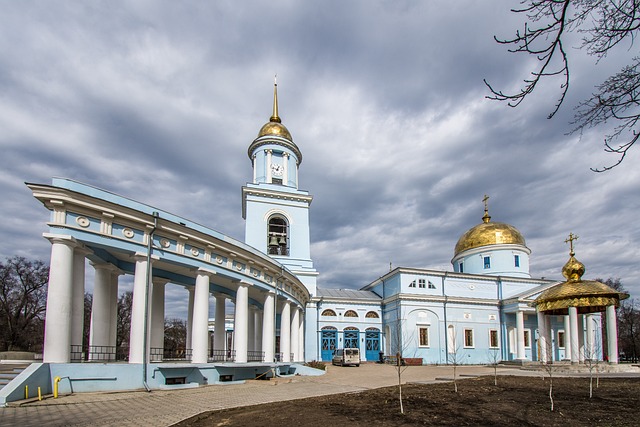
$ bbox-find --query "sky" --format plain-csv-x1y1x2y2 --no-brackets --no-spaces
1,1,638,319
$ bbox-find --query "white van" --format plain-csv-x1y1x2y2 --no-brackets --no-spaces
332,348,360,367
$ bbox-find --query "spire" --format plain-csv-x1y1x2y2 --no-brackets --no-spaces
482,194,491,223
270,75,281,123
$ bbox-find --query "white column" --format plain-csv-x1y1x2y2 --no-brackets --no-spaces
129,253,156,364
108,269,120,351
291,307,300,362
298,312,305,362
586,313,595,360
186,287,194,350
283,152,289,184
262,291,275,362
234,282,250,363
254,308,263,359
214,293,226,352
266,149,273,183
544,315,552,362
89,263,113,359
578,315,585,363
537,311,548,363
569,306,580,364
563,314,572,361
516,310,526,360
248,306,256,353
71,248,89,351
43,236,76,363
150,278,167,360
192,270,212,364
606,305,619,364
280,301,291,362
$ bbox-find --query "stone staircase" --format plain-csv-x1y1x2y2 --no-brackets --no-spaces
0,363,31,392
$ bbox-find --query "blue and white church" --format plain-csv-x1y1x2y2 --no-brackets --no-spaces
3,83,626,403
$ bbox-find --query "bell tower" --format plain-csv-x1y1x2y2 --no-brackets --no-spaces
242,80,318,295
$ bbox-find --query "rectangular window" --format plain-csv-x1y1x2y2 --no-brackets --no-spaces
514,255,520,267
524,330,531,348
483,256,491,269
489,329,499,348
419,327,429,347
459,262,464,273
557,331,565,349
464,329,474,348
418,279,426,288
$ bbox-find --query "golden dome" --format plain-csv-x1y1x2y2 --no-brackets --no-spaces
258,121,293,141
454,208,526,256
534,236,629,314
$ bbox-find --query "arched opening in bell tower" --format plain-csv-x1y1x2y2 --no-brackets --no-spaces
267,215,289,256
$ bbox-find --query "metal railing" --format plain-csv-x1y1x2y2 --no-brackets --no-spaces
208,349,236,362
247,351,264,362
70,345,129,362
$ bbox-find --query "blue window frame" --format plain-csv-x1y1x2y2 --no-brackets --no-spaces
483,256,491,269
514,255,520,267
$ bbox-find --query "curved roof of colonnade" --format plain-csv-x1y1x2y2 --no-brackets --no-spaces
27,178,310,308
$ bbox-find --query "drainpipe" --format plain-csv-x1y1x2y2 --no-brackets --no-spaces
442,272,448,363
316,297,322,361
497,277,506,361
143,211,159,391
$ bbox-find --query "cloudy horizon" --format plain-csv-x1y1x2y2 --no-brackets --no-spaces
1,1,638,319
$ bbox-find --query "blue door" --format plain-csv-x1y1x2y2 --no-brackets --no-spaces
344,329,359,349
365,330,380,361
321,329,337,361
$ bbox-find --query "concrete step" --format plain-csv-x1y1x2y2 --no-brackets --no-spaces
0,364,30,392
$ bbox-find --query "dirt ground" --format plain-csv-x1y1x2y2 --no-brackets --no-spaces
174,375,639,426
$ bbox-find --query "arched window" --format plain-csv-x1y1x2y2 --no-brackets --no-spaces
344,310,358,318
267,216,288,256
321,309,337,317
365,311,379,318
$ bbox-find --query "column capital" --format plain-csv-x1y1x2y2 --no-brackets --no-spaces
89,261,119,273
196,267,217,278
133,252,160,262
213,291,227,299
43,233,78,247
237,281,253,289
152,277,169,286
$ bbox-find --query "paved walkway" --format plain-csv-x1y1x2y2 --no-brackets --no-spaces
0,364,637,427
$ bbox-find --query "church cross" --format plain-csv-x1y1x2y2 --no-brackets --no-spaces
483,194,489,211
564,232,579,255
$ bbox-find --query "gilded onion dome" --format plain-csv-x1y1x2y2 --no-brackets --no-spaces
248,79,302,163
454,202,526,257
534,233,629,314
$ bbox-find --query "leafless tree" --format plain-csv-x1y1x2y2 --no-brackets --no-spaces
116,291,133,349
485,0,640,171
583,315,603,397
387,304,413,415
539,337,556,411
0,256,48,352
446,325,465,393
487,348,501,386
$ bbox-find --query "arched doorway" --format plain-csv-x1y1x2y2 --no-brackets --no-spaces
321,327,337,361
365,327,381,361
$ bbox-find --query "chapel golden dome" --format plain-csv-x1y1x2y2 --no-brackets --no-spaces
534,233,629,314
454,198,526,257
